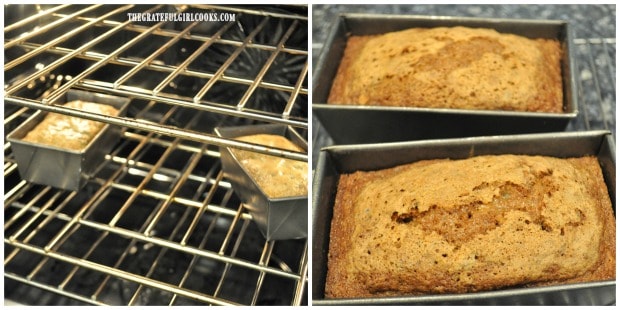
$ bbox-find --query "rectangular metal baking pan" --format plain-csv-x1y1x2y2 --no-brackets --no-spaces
312,130,615,305
7,89,130,191
312,14,578,145
214,124,308,240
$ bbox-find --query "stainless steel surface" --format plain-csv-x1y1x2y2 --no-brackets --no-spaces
311,130,615,305
312,14,577,145
7,90,130,191
5,4,308,306
215,124,308,240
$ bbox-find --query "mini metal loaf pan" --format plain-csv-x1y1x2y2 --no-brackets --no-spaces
214,124,308,240
312,130,615,305
7,89,130,191
312,14,578,145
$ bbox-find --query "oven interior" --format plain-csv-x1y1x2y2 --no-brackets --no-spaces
4,4,308,306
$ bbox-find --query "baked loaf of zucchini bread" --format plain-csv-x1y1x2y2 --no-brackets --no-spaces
22,100,119,151
326,155,615,298
328,26,563,112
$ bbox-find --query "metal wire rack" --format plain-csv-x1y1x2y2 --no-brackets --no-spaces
568,37,616,135
5,4,308,306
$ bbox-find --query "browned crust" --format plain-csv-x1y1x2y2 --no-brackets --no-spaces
533,39,564,112
542,157,616,284
324,168,358,297
325,156,615,299
327,28,564,113
325,164,393,298
327,35,373,104
325,160,447,298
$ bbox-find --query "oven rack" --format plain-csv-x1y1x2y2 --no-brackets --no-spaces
4,128,308,305
4,4,308,306
5,4,308,161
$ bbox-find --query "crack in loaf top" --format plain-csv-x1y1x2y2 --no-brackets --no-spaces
325,155,615,298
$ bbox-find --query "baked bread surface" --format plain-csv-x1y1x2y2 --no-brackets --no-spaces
22,100,119,151
233,134,307,198
326,155,615,298
328,26,563,112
